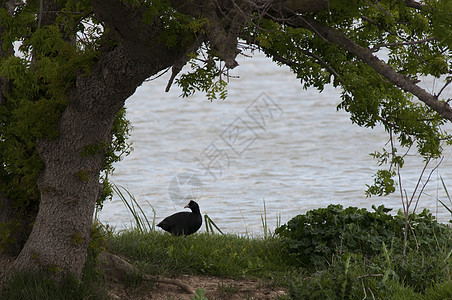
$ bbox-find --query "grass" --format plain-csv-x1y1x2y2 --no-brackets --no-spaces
112,183,155,233
4,184,452,299
107,230,298,282
1,254,109,300
3,222,452,299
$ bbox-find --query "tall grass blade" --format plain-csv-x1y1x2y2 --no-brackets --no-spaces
239,208,248,236
204,214,224,234
276,213,281,230
261,198,268,239
145,200,156,231
438,199,452,215
112,182,154,233
438,176,452,217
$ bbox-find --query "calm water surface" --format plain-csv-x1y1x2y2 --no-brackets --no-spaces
98,52,452,235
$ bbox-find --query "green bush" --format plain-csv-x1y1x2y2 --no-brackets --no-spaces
275,204,452,269
277,205,452,297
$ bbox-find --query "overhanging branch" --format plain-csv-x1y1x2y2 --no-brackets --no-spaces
290,17,452,122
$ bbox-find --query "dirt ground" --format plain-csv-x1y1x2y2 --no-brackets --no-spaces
106,274,288,300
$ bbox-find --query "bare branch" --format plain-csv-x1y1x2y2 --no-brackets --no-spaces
436,77,452,99
371,37,437,52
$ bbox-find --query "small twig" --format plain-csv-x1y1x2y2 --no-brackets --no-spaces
37,0,43,28
408,158,431,212
413,157,443,214
368,287,376,300
371,37,437,52
360,274,382,300
361,277,367,300
436,78,452,99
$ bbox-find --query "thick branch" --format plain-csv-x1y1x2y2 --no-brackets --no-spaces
290,17,452,122
169,0,328,68
404,0,424,10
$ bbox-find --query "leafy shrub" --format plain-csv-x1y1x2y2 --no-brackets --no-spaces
287,252,431,300
275,204,452,269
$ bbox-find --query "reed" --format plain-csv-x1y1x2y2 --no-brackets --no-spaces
112,183,155,233
204,214,224,234
438,175,452,217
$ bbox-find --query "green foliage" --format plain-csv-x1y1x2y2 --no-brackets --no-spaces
244,0,452,196
0,0,130,249
287,254,426,300
287,245,452,298
275,204,452,269
70,230,83,246
366,169,396,196
0,220,19,251
424,280,452,299
204,214,224,234
97,108,133,207
278,205,452,297
191,288,209,300
138,0,208,49
176,51,228,101
0,0,96,214
111,183,154,232
431,0,452,49
88,221,112,256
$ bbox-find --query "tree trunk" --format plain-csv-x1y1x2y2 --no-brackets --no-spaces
10,0,188,271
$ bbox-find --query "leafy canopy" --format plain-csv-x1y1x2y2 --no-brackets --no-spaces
178,0,452,196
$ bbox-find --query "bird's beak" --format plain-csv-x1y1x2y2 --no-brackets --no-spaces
184,203,190,209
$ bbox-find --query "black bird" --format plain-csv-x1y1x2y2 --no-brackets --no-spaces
157,200,202,236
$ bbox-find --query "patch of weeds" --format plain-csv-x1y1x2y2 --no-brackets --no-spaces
191,288,208,300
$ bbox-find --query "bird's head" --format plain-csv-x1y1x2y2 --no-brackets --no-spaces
184,200,199,210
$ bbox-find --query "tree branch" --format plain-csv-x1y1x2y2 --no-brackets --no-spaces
404,0,424,10
289,17,452,122
436,77,452,99
371,37,437,52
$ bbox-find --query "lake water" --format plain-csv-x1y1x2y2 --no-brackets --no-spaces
97,52,452,235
